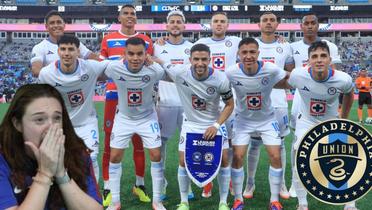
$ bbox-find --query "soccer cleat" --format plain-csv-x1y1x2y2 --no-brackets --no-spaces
102,189,112,207
229,180,235,196
176,202,189,210
219,202,229,210
243,184,255,199
289,185,297,198
231,199,244,210
279,184,290,199
202,182,213,198
296,204,308,210
132,185,151,203
365,117,372,124
269,201,283,210
106,202,121,210
152,202,167,210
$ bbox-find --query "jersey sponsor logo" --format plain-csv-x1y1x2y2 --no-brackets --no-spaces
161,50,168,54
81,74,89,81
55,82,62,87
294,50,300,55
225,40,232,47
118,76,126,81
234,80,243,86
127,88,143,106
296,119,372,204
310,98,326,116
328,87,337,95
212,56,225,70
302,86,310,91
107,40,125,48
206,87,216,95
246,93,262,110
192,95,206,110
182,80,189,87
261,76,270,86
47,50,54,55
142,75,151,83
67,89,85,107
261,57,275,63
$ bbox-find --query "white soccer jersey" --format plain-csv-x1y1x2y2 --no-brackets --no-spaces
195,36,241,71
154,40,193,107
291,39,341,69
256,38,293,108
288,67,353,124
31,39,92,66
163,63,232,125
105,60,165,119
226,61,286,122
38,59,108,126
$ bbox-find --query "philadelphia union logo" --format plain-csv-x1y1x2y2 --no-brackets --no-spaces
296,119,372,205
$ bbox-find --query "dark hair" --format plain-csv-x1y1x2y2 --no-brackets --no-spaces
45,10,63,24
57,34,80,48
260,12,278,22
120,4,136,11
308,41,330,56
190,44,210,56
0,84,90,210
126,37,146,48
302,13,318,23
238,37,259,49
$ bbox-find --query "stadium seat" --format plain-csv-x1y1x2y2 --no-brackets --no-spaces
105,0,134,4
203,0,232,3
15,0,37,4
59,0,85,4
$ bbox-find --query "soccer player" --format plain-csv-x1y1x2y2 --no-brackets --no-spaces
355,68,372,124
289,13,342,197
37,35,109,184
154,43,234,210
154,10,194,200
104,37,166,210
31,10,99,77
194,12,241,197
226,38,289,210
100,4,154,204
286,41,355,210
244,12,294,200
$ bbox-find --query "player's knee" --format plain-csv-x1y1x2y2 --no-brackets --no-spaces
149,148,161,162
269,153,282,168
232,152,244,167
110,149,124,163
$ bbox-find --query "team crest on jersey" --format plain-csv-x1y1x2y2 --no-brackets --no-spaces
225,40,233,47
192,95,206,110
81,74,89,81
212,56,225,70
296,119,372,205
328,87,337,95
105,120,112,128
246,93,262,110
206,87,216,95
142,75,151,83
67,89,85,107
261,76,270,86
310,98,326,116
127,88,142,106
276,46,283,54
185,48,191,55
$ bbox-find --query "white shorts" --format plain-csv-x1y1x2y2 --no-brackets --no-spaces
232,117,281,146
110,112,161,149
157,105,183,139
74,120,99,154
274,107,290,137
290,90,301,129
293,117,314,150
179,122,229,152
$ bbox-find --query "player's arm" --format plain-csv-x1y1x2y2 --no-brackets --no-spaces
31,61,43,77
30,45,45,77
87,52,100,61
340,89,354,119
274,71,293,89
204,90,234,140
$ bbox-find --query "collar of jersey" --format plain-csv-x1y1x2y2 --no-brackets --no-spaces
191,67,213,81
47,37,57,44
211,36,226,42
303,37,322,46
308,67,334,83
166,39,186,45
56,60,79,75
258,37,278,44
118,30,139,37
239,61,262,76
123,60,143,73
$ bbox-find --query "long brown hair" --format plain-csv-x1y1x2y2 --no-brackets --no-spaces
0,84,90,210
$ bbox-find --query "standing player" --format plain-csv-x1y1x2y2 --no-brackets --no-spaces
31,10,99,77
155,43,234,210
37,35,108,183
194,12,241,197
244,12,294,200
105,37,165,210
286,41,355,210
154,10,194,200
289,13,342,197
100,4,154,204
355,68,372,124
227,38,289,210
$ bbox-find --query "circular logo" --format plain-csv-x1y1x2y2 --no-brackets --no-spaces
276,46,283,54
142,75,150,83
225,40,232,47
261,76,269,86
212,5,218,11
192,152,202,162
328,87,337,95
105,120,112,128
296,119,372,205
206,87,216,95
204,152,214,162
184,48,190,55
81,74,89,81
